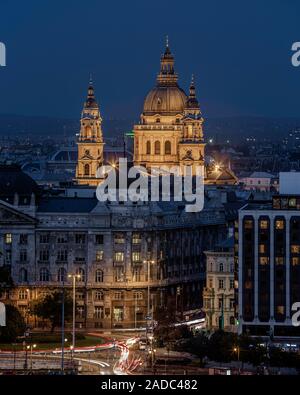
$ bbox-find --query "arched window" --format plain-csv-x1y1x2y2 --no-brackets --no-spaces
146,141,151,155
165,140,171,155
76,268,85,282
84,164,90,176
19,268,28,283
154,141,161,155
95,269,104,283
40,268,49,282
57,267,67,283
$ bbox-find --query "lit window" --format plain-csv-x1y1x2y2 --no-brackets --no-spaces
259,257,269,265
114,252,124,262
260,220,268,229
275,220,284,230
5,233,12,244
96,250,104,262
132,252,141,262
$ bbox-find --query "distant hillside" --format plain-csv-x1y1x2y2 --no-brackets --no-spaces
1,114,300,143
0,114,134,138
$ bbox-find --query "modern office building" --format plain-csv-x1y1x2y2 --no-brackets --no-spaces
238,172,300,338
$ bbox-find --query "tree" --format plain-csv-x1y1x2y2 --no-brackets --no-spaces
0,304,26,342
31,291,73,332
0,265,13,295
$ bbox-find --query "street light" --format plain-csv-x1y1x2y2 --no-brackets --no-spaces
233,346,240,372
68,273,81,355
143,260,155,319
27,344,37,372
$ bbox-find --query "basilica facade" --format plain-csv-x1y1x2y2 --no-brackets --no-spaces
134,42,205,176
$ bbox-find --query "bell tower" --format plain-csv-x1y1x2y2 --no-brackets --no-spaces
178,76,205,176
76,78,104,186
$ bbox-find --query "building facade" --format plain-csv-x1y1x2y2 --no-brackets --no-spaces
203,238,236,332
0,165,228,329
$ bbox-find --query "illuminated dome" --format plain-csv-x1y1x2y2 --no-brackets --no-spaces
142,42,187,115
143,86,187,114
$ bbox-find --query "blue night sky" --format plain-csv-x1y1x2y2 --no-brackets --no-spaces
0,0,300,119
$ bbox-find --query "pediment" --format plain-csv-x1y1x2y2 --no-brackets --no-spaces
0,201,36,225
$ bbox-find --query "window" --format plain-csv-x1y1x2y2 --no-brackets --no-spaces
275,257,284,265
230,299,235,309
84,164,90,176
146,141,151,155
75,234,86,244
133,291,143,300
39,268,50,282
154,140,161,155
132,252,141,262
113,307,124,321
230,263,234,273
57,250,68,262
19,234,28,245
20,250,27,263
18,289,28,300
114,252,124,262
96,250,104,262
76,268,85,282
259,244,267,254
230,279,234,289
218,279,224,289
57,268,67,282
275,220,284,230
114,292,123,300
76,306,85,319
208,278,213,288
5,233,12,244
39,250,49,262
230,316,235,325
94,291,104,301
39,234,49,243
260,220,268,229
5,250,11,265
291,257,300,266
57,234,67,243
76,292,84,300
291,245,300,254
156,118,160,123
219,263,224,272
94,306,104,319
95,269,104,283
164,141,171,155
218,298,223,309
132,233,141,244
19,268,28,283
95,234,104,245
259,256,269,265
114,234,125,244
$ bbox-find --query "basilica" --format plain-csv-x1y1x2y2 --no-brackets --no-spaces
0,42,236,330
